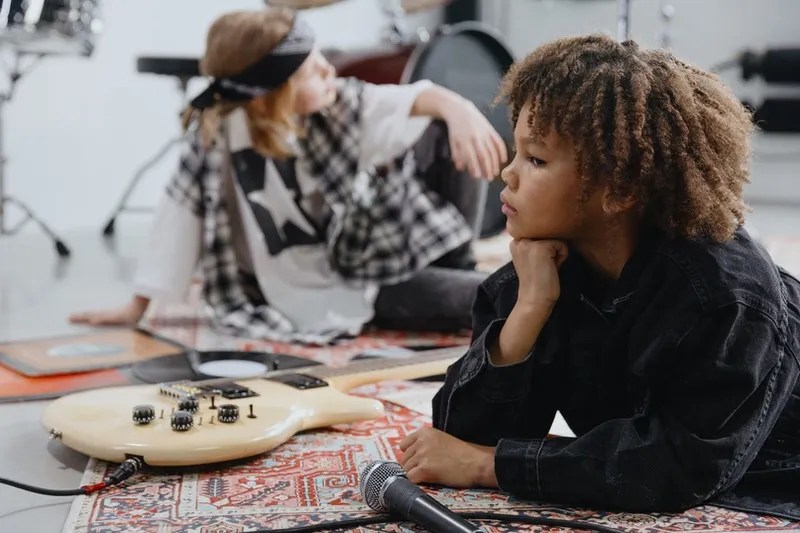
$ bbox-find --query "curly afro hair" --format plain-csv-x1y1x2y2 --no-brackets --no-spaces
497,34,753,242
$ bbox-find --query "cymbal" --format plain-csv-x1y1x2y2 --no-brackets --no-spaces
264,0,344,9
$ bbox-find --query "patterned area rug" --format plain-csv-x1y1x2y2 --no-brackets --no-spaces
63,381,800,533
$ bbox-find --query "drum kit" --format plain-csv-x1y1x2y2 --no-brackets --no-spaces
0,0,102,256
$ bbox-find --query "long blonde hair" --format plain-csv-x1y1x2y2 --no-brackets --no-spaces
183,8,302,159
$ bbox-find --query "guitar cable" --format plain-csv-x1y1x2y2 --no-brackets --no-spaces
0,456,143,496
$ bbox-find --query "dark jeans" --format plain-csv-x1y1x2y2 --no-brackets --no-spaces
371,121,489,332
372,267,486,332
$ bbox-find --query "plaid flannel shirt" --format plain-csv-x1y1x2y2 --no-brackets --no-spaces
166,78,471,343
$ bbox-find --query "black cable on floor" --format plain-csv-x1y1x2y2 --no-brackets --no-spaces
0,477,85,496
254,511,626,533
0,456,143,497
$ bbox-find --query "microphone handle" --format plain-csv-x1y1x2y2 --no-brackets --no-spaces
408,496,485,533
385,480,484,533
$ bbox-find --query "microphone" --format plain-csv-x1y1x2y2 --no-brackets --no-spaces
740,48,800,84
752,98,800,133
359,460,485,533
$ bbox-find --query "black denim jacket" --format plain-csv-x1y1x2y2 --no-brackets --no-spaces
433,228,800,518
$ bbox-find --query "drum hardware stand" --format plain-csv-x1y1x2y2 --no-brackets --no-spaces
658,1,675,49
101,75,192,237
0,50,70,256
381,0,430,46
617,0,675,48
617,0,631,41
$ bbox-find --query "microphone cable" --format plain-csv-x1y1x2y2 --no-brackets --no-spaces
252,511,627,533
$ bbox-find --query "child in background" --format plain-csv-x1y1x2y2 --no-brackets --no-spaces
72,7,507,343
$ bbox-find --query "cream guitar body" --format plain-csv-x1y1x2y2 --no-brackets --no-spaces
42,346,464,466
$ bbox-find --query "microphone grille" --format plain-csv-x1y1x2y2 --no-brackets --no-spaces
359,460,406,512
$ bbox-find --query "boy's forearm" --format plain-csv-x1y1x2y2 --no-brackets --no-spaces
474,444,499,488
490,303,553,366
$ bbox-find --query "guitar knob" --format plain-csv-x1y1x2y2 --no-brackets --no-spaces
171,410,194,432
178,396,199,413
132,404,156,425
217,404,239,423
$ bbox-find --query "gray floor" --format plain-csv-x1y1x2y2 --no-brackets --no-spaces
0,401,88,532
0,221,153,532
0,219,148,343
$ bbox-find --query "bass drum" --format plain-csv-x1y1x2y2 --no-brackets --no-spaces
326,22,514,238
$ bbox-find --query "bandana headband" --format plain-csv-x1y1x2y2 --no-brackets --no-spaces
190,17,315,110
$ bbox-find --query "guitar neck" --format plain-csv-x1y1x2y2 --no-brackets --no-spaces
164,345,467,393
308,345,466,391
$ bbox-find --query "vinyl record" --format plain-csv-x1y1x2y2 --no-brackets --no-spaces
132,350,321,384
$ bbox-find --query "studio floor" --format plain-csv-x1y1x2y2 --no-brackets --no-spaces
2,201,800,344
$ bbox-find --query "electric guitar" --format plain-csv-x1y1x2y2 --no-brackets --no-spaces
41,346,465,466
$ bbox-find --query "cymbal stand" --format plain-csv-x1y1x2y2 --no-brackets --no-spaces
617,0,631,41
101,75,192,237
0,50,70,256
381,0,430,45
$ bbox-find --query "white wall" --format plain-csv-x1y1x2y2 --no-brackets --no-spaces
2,0,440,233
481,0,800,205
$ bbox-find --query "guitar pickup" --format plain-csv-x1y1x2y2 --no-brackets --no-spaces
159,382,258,399
267,373,328,390
200,382,259,399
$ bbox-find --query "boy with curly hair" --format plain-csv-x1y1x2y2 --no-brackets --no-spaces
400,34,800,517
